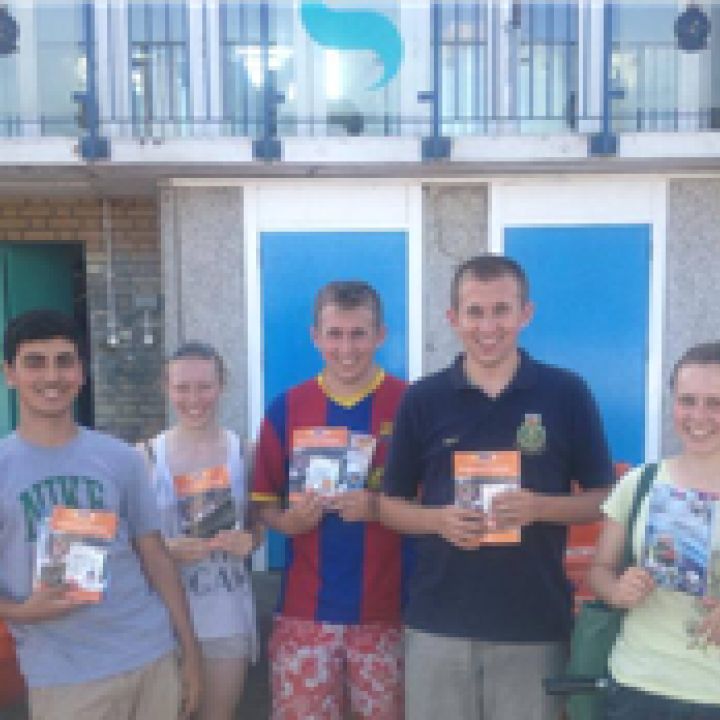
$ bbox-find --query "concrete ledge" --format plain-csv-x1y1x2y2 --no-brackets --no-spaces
283,136,420,164
111,137,254,163
453,134,589,162
620,131,720,159
0,138,81,165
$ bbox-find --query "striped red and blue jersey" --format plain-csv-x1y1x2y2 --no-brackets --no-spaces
251,370,406,625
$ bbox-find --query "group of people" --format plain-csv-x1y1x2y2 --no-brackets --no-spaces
0,252,719,720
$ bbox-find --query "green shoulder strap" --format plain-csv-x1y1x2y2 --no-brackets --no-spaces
621,462,658,568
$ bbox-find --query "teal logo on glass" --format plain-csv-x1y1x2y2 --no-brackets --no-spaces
300,2,403,89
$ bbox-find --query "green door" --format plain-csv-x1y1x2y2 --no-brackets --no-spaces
0,247,10,435
0,243,83,435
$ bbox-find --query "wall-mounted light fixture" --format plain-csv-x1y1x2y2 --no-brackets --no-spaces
135,294,161,348
102,198,160,350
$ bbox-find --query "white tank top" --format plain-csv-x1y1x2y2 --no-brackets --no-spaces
149,431,257,652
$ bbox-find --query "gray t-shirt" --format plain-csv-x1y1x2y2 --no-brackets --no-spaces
0,428,175,687
150,432,257,654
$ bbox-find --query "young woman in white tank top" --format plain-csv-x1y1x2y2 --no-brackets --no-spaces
140,342,261,720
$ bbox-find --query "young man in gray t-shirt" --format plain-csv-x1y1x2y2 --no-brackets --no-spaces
0,310,201,719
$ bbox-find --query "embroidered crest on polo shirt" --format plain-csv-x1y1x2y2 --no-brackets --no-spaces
516,413,547,454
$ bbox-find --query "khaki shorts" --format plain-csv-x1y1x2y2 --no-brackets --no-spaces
200,634,252,660
29,652,180,720
405,628,567,720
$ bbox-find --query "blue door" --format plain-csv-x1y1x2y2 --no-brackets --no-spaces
260,230,408,568
505,225,650,466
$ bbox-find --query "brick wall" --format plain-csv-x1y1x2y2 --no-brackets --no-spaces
0,197,165,443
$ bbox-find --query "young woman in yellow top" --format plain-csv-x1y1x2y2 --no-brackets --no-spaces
590,341,720,719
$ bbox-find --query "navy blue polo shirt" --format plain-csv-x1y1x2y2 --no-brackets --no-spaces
383,351,613,641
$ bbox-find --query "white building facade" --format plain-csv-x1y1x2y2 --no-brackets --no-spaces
0,1,718,510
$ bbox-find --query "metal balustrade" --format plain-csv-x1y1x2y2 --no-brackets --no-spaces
0,108,718,141
0,1,714,149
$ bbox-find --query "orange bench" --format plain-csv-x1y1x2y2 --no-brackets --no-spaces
0,620,25,707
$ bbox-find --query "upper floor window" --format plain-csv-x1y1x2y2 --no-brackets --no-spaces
0,5,21,136
439,3,489,136
220,1,295,137
129,2,189,137
303,0,403,137
37,4,85,136
438,2,577,136
611,3,703,131
513,1,578,134
0,3,84,137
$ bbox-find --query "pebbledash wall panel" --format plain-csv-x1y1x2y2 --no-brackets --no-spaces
160,185,248,442
421,184,489,375
665,180,720,454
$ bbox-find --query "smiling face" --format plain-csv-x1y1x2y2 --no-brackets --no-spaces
311,302,386,396
447,272,534,376
673,363,720,457
3,337,84,422
167,356,223,431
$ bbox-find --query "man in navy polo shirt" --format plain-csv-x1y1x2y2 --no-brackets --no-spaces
380,255,613,720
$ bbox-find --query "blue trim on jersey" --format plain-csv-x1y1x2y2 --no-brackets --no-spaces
315,397,373,623
316,513,365,623
266,394,288,462
266,393,291,611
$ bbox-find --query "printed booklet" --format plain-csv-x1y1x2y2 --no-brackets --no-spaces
453,450,521,545
35,507,118,602
289,427,376,501
642,484,718,597
174,465,237,539
345,432,377,491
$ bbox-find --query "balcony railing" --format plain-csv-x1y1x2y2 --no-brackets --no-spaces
0,1,715,153
1,110,719,143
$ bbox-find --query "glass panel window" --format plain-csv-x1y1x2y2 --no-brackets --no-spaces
514,1,578,134
0,3,21,137
36,3,85,136
0,3,84,137
220,2,295,137
303,0,403,137
611,3,691,131
129,2,190,138
439,2,488,136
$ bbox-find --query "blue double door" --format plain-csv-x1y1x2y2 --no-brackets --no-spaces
259,224,651,566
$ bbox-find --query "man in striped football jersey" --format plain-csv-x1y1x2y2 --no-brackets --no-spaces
252,280,407,720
